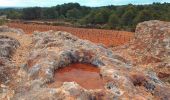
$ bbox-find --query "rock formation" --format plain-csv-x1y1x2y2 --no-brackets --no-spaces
0,25,25,34
0,20,170,100
0,35,20,84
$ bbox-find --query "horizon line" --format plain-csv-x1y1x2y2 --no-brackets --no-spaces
0,2,169,8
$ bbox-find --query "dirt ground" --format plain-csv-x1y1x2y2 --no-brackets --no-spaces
7,22,134,47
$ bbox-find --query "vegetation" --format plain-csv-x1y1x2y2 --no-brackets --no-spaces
0,18,6,25
0,2,170,31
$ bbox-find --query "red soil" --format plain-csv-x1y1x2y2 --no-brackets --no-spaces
7,22,134,47
52,63,106,89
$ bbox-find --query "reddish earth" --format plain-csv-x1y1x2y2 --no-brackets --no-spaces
7,22,134,47
50,63,106,89
7,22,133,89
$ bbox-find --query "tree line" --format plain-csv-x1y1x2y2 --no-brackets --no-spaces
0,2,170,31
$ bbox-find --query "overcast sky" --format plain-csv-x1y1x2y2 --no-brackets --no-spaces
0,0,169,7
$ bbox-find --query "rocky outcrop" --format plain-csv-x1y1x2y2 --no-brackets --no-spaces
113,20,170,84
133,20,170,62
0,35,20,84
112,20,170,99
0,35,20,58
27,31,131,82
0,26,25,34
0,20,170,100
135,21,170,83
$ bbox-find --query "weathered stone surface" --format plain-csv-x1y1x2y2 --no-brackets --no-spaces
112,20,170,99
0,35,20,84
27,31,132,83
0,25,25,34
0,35,20,58
0,20,170,100
134,20,170,60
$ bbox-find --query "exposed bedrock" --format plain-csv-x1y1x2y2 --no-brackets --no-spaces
0,25,25,34
27,31,132,82
135,20,170,60
0,35,20,84
113,20,170,84
17,20,169,99
1,20,170,100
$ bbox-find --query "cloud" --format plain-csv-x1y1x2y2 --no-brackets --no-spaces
0,0,169,7
0,0,18,6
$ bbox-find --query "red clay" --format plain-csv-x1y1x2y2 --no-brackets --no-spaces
7,22,134,47
53,63,105,89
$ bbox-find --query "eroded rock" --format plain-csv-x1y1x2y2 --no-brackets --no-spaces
0,35,20,84
0,26,25,35
0,20,170,99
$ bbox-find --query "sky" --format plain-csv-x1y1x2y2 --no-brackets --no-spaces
0,0,169,7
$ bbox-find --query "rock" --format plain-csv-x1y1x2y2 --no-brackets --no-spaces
112,20,170,99
61,82,92,100
0,35,20,58
135,20,170,58
27,31,134,84
1,20,170,100
0,35,20,84
133,20,170,84
0,26,25,35
106,82,124,96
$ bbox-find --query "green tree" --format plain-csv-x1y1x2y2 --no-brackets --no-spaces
94,12,105,24
108,13,119,29
79,10,96,24
134,9,153,24
57,3,81,17
7,10,22,19
22,7,42,20
120,6,136,26
93,8,110,24
43,8,59,19
66,8,82,19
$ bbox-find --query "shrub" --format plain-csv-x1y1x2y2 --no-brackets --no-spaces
0,19,6,25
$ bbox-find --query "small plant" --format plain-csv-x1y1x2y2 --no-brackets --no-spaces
0,19,6,25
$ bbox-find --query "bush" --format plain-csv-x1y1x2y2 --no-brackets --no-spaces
0,19,6,25
108,13,119,29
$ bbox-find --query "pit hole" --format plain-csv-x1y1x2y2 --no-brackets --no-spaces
49,63,106,89
131,74,147,86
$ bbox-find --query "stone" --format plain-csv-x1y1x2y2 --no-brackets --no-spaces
0,20,170,99
0,26,25,35
0,35,20,84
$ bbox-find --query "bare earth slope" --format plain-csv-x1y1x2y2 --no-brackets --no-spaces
7,22,133,47
0,20,169,100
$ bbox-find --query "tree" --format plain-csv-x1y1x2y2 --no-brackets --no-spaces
43,8,59,19
120,6,136,26
22,7,42,20
134,9,153,24
94,12,105,24
93,8,110,24
57,3,81,17
66,8,82,19
1,2,170,31
108,13,119,29
7,10,22,19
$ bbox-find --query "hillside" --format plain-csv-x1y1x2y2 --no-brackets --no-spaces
7,22,133,47
1,3,170,31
